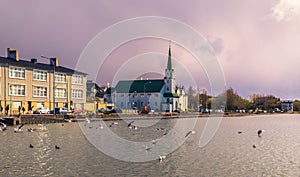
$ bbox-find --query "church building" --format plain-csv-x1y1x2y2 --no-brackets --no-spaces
111,44,188,112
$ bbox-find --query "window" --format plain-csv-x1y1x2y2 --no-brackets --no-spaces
55,73,66,83
33,86,47,97
33,69,47,81
9,66,25,79
9,84,25,96
55,88,66,98
72,89,83,99
72,74,83,85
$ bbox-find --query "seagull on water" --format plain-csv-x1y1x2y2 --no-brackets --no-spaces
109,122,118,127
128,121,134,127
257,129,265,137
55,145,60,150
0,122,7,131
96,123,103,129
14,124,24,133
145,146,151,151
29,144,34,148
159,155,166,162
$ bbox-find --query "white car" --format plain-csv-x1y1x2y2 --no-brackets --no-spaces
33,107,50,114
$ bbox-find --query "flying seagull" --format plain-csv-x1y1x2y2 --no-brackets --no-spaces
185,130,196,138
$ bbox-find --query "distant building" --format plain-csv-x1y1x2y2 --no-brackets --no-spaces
111,44,188,112
281,100,293,112
0,48,87,114
86,80,106,112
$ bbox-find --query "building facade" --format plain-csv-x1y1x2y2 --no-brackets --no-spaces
111,44,188,112
0,48,87,114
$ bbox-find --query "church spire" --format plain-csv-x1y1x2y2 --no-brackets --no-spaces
167,41,172,70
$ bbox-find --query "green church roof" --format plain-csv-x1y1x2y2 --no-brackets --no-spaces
115,79,165,93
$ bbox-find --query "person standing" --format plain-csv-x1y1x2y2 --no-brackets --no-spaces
5,105,9,115
22,107,25,114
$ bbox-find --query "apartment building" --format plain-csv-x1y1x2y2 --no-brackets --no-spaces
0,48,87,114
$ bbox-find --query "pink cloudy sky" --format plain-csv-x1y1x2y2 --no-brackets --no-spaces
0,0,300,99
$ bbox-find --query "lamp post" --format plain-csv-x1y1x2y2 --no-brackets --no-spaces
41,55,56,114
9,84,12,116
143,81,151,112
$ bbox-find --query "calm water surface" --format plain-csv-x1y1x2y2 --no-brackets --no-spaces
1,114,300,176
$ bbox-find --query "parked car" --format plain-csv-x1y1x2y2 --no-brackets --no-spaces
50,107,72,114
71,108,83,114
33,107,50,114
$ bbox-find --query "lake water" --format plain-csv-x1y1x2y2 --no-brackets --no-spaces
1,114,300,176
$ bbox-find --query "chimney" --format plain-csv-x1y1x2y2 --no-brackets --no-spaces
31,58,37,63
50,57,59,67
7,48,19,61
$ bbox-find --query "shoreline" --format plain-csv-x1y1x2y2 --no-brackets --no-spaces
0,112,296,125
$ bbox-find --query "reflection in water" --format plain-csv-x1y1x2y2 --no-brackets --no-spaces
0,114,300,176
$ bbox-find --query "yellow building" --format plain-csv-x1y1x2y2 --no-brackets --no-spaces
0,48,87,114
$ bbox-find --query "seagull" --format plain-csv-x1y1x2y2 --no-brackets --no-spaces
27,128,34,132
128,121,134,127
159,155,166,162
109,122,118,127
185,130,196,138
152,140,157,145
14,124,23,133
163,132,168,136
96,123,103,129
0,122,7,131
29,144,34,148
55,145,60,150
258,130,265,137
238,131,242,134
253,144,257,148
157,127,165,131
145,146,151,151
38,124,47,130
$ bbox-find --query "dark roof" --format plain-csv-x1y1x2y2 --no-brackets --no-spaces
86,81,105,98
0,56,87,75
115,79,164,93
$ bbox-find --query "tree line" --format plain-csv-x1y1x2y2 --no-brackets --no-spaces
186,86,295,112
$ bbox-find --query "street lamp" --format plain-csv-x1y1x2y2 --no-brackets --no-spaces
9,84,12,116
143,81,151,111
41,55,56,114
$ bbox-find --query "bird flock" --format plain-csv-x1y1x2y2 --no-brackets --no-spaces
83,118,197,162
237,129,265,148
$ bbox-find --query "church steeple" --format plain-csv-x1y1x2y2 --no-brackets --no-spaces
167,41,172,70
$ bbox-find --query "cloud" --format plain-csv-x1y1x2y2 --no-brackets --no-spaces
207,36,224,54
271,0,300,21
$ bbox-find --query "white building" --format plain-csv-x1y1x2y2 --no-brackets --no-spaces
112,44,188,112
